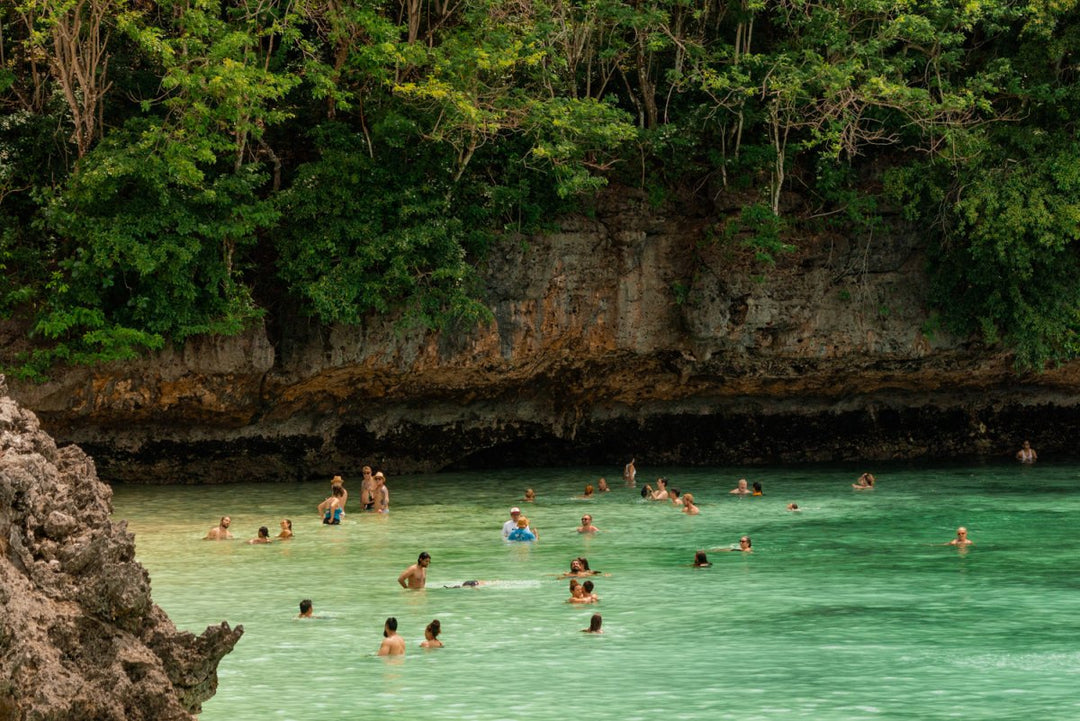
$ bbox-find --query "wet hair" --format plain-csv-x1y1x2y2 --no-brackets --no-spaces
258,526,269,538
283,519,293,529
577,557,592,571
582,580,594,593
640,485,649,498
220,516,229,525
299,599,312,614
585,484,594,494
694,550,709,566
741,536,752,547
385,617,398,632
683,493,694,505
588,614,603,632
658,477,668,488
752,482,763,493
569,558,583,572
569,579,581,592
418,551,431,563
670,488,681,498
332,485,345,498
426,619,441,638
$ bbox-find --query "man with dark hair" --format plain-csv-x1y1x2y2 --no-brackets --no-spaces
378,617,405,656
398,552,431,589
298,599,314,618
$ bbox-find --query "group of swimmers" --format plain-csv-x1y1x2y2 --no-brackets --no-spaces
317,468,390,523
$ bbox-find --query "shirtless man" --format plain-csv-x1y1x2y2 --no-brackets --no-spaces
623,458,636,486
713,536,752,553
853,473,876,489
204,516,233,540
682,493,699,515
577,514,599,533
1016,441,1037,464
378,617,406,656
947,527,974,546
642,477,669,501
398,552,431,589
298,599,314,618
359,466,376,510
730,479,751,495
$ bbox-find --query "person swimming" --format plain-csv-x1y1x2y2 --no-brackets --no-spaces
421,619,443,648
693,550,711,567
582,613,603,633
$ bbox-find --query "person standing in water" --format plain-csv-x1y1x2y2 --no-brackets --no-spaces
421,620,443,648
582,614,603,633
330,475,348,513
247,526,272,544
319,485,345,524
204,516,233,540
398,552,431,589
624,458,636,486
1016,441,1037,463
378,618,405,656
374,471,390,513
359,466,376,510
947,527,974,546
730,479,751,495
277,519,293,539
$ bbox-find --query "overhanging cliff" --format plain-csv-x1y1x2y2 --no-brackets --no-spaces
6,189,1078,483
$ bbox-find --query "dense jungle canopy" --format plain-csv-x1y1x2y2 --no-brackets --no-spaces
2,0,1080,376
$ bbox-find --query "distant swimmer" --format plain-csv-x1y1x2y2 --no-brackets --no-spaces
947,526,974,547
277,519,293,539
693,550,711,567
624,458,636,486
669,488,683,506
582,579,598,602
204,516,233,540
443,580,486,588
247,526,272,544
319,485,345,524
597,478,610,492
682,493,699,515
580,484,595,499
730,479,751,495
567,579,586,603
378,617,405,656
398,551,431,589
523,488,536,503
1017,441,1037,463
713,536,753,553
561,557,600,577
421,619,443,648
298,599,315,618
853,473,876,490
752,482,764,496
582,613,603,634
786,503,800,512
643,477,669,501
577,514,599,534
507,516,537,542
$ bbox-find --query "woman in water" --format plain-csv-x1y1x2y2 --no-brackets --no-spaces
582,614,603,633
682,493,699,515
318,485,345,524
693,550,711,567
247,526,272,544
853,473,875,489
752,482,764,496
277,519,293,539
420,619,443,648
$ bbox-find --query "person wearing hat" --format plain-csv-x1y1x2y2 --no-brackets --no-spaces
502,507,538,540
330,475,348,513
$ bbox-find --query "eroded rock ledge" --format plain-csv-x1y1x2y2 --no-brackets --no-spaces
6,188,1080,482
0,375,242,720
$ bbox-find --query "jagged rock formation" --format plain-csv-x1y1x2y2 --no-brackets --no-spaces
0,375,242,719
5,188,1080,482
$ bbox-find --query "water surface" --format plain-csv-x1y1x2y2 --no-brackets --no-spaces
110,462,1080,720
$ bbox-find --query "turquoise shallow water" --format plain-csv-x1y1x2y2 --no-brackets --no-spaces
109,462,1080,720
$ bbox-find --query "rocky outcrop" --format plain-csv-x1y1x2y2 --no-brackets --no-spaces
0,375,242,719
6,187,1079,482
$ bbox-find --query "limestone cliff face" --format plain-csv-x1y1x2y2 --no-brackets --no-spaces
7,188,1079,482
0,375,242,718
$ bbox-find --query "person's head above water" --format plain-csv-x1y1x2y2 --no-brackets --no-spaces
299,599,313,616
693,550,709,566
425,619,441,639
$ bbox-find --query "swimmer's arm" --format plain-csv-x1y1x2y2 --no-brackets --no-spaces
398,567,412,588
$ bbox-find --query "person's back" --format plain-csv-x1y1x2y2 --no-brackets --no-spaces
378,617,405,656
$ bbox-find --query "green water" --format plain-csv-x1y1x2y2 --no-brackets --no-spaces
109,462,1080,721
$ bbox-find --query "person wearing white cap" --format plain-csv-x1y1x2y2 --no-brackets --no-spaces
502,507,537,540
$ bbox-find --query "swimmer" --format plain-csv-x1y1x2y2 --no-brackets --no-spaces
947,526,974,547
582,613,603,633
597,478,610,492
204,516,233,540
420,619,443,648
693,550,711,567
277,519,293,539
642,477,669,501
524,488,536,502
298,599,314,618
580,484,595,499
568,579,590,604
1017,441,1037,463
681,493,699,515
360,466,376,510
624,458,636,486
443,580,485,588
398,551,431,589
577,514,599,534
507,516,537,541
730,479,751,495
330,474,348,513
786,502,800,512
582,579,598,602
318,485,345,524
752,481,763,496
713,536,752,553
247,526,272,544
378,617,405,656
561,557,600,578
669,488,683,506
853,472,875,489
502,507,537,539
